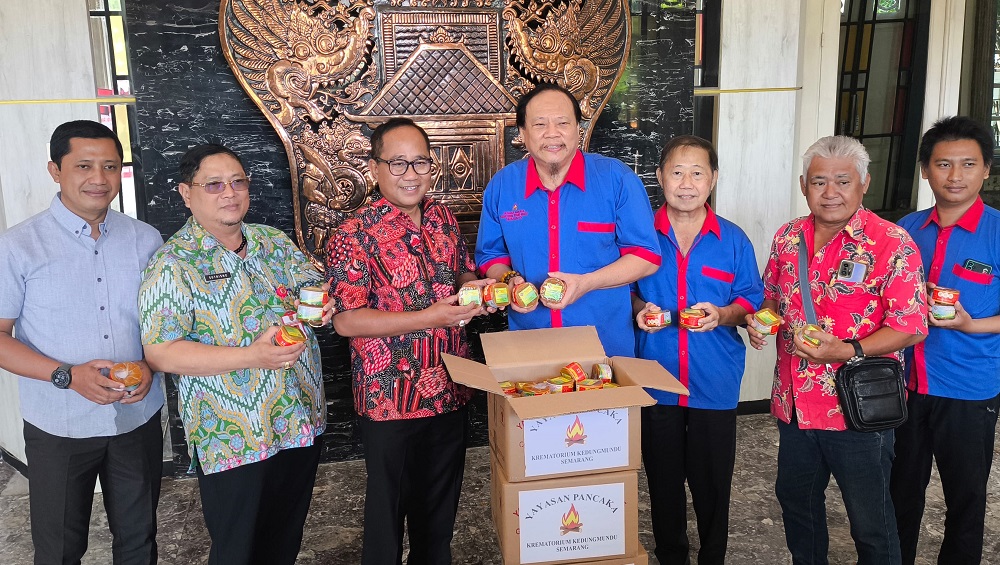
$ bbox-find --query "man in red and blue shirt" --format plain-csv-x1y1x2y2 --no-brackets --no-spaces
475,83,661,356
633,136,763,565
748,136,927,565
892,116,1000,565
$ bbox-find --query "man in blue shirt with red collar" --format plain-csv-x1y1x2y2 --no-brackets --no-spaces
476,83,661,356
633,135,763,565
892,116,1000,565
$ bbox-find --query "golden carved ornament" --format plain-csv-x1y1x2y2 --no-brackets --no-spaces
220,0,630,266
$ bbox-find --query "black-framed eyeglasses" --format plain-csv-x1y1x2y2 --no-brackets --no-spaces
374,157,433,176
190,178,251,194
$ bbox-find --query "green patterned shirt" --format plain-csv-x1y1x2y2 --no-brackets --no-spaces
139,217,325,474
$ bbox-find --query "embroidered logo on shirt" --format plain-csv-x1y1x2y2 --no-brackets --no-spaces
204,272,231,281
500,204,528,221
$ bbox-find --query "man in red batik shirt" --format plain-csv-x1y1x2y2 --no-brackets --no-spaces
326,118,493,565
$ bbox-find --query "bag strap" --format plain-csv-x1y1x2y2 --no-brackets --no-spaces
797,237,818,326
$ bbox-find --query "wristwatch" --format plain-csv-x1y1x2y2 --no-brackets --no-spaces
51,363,73,389
843,339,865,365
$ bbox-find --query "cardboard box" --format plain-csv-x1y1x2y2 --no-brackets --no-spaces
491,458,640,565
562,553,649,565
444,326,687,481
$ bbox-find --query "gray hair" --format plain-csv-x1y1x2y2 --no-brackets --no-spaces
802,136,870,180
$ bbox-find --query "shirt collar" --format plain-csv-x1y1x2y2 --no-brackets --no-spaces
920,196,984,232
50,193,111,239
372,195,435,226
653,203,721,238
188,216,247,253
804,206,869,242
524,150,586,198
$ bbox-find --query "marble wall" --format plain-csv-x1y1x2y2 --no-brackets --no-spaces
0,0,102,463
123,0,694,467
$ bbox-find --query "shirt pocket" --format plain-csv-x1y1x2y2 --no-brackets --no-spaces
698,265,736,304
950,263,998,317
576,221,617,269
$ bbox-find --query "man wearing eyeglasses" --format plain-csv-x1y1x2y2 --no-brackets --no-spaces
139,143,333,565
326,117,490,564
0,120,164,564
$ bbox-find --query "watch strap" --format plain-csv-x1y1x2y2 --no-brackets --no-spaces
843,339,864,359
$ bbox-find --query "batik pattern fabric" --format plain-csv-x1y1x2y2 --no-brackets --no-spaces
762,207,927,430
139,217,325,474
326,196,475,421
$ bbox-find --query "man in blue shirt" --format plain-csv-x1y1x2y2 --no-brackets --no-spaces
0,120,164,564
476,83,661,356
633,135,763,565
892,116,1000,565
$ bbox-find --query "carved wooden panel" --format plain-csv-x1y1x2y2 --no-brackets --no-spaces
219,0,630,265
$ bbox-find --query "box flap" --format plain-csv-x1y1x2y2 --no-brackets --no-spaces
506,385,654,420
611,356,689,395
481,326,606,368
441,353,503,394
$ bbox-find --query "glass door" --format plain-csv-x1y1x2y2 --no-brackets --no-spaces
837,0,928,218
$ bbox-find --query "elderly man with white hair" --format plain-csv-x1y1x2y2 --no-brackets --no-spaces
746,136,928,565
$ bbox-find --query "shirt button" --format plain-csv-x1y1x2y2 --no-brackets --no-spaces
550,225,556,230
551,254,556,259
103,335,109,339
679,295,685,300
97,277,102,282
100,306,105,311
94,250,98,255
550,199,556,204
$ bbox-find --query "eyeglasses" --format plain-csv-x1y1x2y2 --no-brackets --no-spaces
374,157,433,176
189,178,251,194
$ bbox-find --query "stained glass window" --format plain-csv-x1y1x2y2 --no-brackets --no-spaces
993,1,1000,155
87,0,139,218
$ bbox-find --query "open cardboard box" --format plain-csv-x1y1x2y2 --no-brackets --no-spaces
443,326,688,481
490,455,640,565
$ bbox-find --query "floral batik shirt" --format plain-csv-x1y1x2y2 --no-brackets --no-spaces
762,207,927,430
139,217,326,474
326,196,475,421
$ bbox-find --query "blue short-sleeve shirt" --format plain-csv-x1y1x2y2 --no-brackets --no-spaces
476,151,661,357
898,198,1000,400
634,205,764,409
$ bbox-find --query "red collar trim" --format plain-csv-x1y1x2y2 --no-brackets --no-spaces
921,197,985,232
653,204,721,238
524,150,586,198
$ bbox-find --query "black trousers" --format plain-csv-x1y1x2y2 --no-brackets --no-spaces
359,407,468,565
195,438,323,565
641,405,738,565
23,411,162,565
890,392,1000,565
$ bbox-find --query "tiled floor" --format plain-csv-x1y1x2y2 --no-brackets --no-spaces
1,414,997,564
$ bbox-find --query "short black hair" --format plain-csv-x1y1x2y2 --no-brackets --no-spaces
658,135,719,171
49,120,123,169
918,116,994,169
178,143,245,184
369,118,431,159
515,83,582,129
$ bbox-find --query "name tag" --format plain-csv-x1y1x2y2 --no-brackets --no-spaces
205,272,231,281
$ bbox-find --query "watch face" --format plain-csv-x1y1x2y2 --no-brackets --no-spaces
52,368,71,389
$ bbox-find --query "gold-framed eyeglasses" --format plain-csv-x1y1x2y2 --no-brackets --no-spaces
374,157,433,176
190,178,251,194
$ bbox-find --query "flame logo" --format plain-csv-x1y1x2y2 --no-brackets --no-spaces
565,415,587,447
560,503,583,535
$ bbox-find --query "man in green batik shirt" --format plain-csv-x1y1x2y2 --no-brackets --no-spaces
139,143,332,565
